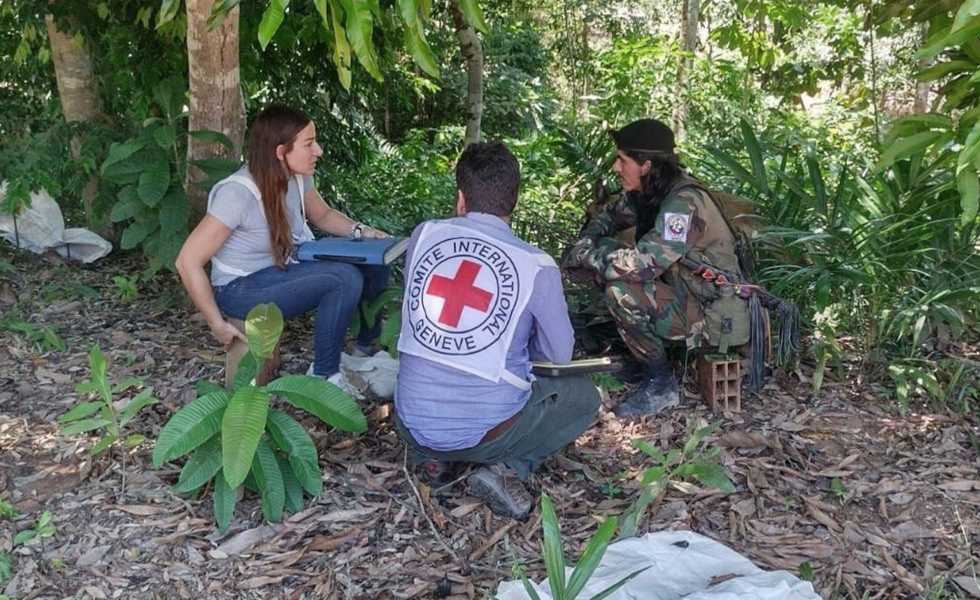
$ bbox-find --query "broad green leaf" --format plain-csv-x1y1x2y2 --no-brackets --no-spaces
341,0,382,82
565,516,617,599
125,434,145,448
266,410,321,495
740,118,769,195
875,131,948,172
959,121,980,174
153,390,229,467
119,388,158,427
258,0,288,50
266,375,366,433
61,418,111,436
188,129,235,150
957,167,979,227
221,386,270,488
102,140,148,175
138,163,171,207
952,0,980,32
639,466,665,486
540,494,566,600
233,352,259,389
459,0,489,34
917,60,976,82
158,190,188,235
251,437,285,522
112,376,144,394
213,470,237,532
156,0,181,29
196,379,224,396
120,220,158,250
399,0,439,77
173,435,223,494
89,433,118,456
59,402,102,423
277,453,305,513
631,439,664,463
245,303,283,360
111,186,142,223
152,124,176,149
688,463,736,493
13,530,35,546
325,0,353,89
916,22,980,59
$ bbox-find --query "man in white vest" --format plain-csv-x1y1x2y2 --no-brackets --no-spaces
394,142,600,520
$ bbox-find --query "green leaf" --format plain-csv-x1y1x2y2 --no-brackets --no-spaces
631,439,664,463
59,402,102,423
173,435,222,494
959,121,980,174
119,388,158,427
277,453,305,513
13,530,35,546
207,0,240,29
221,386,270,488
138,163,171,207
245,303,283,360
153,390,229,467
952,0,980,32
125,434,145,448
111,376,144,394
342,0,383,82
324,0,353,89
916,22,980,59
61,418,111,436
399,0,439,77
688,463,736,493
565,516,617,599
520,573,544,600
251,437,285,522
158,190,188,236
540,494,566,600
258,0,288,50
266,375,366,433
152,124,177,149
459,0,489,34
188,129,235,150
266,410,321,495
917,60,976,82
957,166,979,227
213,470,237,532
875,131,950,172
740,118,769,195
588,565,651,600
88,433,118,456
111,185,142,223
156,0,181,29
120,220,158,250
102,140,148,175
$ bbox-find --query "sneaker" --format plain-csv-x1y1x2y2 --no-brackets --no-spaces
467,463,532,520
614,359,680,418
306,363,363,399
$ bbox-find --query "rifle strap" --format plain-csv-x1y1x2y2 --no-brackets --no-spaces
672,180,756,279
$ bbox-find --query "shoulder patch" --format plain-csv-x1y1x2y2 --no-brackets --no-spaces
663,212,691,243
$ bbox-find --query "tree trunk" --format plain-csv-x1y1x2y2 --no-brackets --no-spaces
186,0,246,224
45,12,108,237
914,25,930,113
450,0,483,147
672,0,699,142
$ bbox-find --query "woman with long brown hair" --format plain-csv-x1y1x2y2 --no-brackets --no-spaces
175,104,389,386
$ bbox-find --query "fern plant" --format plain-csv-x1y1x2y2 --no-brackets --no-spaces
152,303,367,531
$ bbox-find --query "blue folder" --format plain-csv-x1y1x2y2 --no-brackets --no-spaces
296,236,408,265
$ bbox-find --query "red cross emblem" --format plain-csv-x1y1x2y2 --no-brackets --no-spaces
425,260,494,327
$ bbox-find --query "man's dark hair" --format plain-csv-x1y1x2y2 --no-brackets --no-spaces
455,142,520,216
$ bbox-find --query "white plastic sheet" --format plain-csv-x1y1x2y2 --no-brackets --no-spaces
495,530,820,600
0,182,112,263
340,350,398,399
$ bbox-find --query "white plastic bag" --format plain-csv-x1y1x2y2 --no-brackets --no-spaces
340,350,398,399
0,182,112,263
495,531,820,600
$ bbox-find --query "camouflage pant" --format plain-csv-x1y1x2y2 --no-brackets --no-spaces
604,280,691,364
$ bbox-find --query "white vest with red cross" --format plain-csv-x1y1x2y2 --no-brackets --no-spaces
397,221,556,390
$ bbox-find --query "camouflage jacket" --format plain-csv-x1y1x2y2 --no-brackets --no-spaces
563,174,744,303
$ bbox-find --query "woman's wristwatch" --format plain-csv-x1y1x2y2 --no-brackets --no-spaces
350,222,364,240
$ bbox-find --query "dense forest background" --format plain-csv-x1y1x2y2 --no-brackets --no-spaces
1,0,979,412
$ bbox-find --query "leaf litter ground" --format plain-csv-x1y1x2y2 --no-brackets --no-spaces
0,249,978,600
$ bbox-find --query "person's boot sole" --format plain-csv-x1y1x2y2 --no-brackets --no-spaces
467,472,530,520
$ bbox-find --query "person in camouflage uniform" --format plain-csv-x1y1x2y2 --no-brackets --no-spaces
563,118,750,417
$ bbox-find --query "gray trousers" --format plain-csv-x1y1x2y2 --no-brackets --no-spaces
394,374,601,480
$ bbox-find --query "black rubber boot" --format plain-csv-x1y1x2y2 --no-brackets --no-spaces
614,358,680,418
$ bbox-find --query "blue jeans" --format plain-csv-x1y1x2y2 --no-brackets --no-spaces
215,261,390,377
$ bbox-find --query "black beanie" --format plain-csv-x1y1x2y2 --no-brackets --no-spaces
610,118,676,155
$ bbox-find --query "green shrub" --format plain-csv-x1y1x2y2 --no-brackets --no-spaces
153,303,367,531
